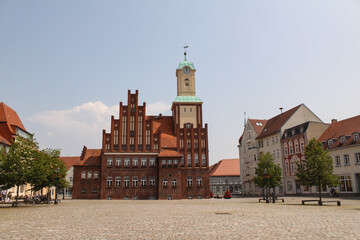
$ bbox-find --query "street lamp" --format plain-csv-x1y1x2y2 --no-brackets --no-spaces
54,167,60,205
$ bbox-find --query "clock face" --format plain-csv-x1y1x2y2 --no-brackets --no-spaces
183,67,190,74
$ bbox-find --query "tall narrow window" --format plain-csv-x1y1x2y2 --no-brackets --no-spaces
185,79,189,86
138,116,143,147
196,177,202,186
124,176,130,187
202,154,206,166
122,116,127,145
107,177,113,186
149,176,155,186
115,177,121,187
187,154,192,166
187,176,193,186
114,130,119,145
146,130,151,145
130,116,135,131
141,177,146,186
195,154,199,166
132,177,138,187
180,139,184,148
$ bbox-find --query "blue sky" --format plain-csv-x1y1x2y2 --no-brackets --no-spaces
1,1,359,165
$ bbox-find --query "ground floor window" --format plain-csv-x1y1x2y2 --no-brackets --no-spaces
188,195,193,200
149,176,155,186
197,195,202,199
340,175,353,192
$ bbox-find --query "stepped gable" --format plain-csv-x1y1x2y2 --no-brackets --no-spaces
209,159,240,176
318,115,360,149
76,147,101,166
256,104,302,139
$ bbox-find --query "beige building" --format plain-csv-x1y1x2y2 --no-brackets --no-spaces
239,104,323,195
319,116,360,195
238,119,267,196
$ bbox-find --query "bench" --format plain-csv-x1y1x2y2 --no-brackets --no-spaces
259,198,284,203
0,202,21,207
302,200,341,206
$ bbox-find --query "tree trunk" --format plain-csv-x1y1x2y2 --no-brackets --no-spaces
319,183,322,203
16,185,19,204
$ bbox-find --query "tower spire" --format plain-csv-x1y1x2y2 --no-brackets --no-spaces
183,45,188,61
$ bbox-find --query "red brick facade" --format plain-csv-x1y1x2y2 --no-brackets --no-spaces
72,59,210,200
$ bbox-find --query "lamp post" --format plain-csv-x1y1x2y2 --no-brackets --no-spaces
54,167,60,205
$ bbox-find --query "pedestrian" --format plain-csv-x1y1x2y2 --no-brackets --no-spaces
7,191,12,202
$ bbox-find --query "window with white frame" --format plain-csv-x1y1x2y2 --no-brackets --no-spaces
87,171,92,179
340,136,346,144
187,176,193,186
141,158,147,167
162,159,166,166
115,177,121,187
141,177,146,186
300,140,304,152
294,140,299,153
116,158,121,167
149,176,155,186
172,179,177,187
124,176,130,187
354,133,359,141
335,156,341,166
132,158,138,167
81,171,86,179
328,139,333,147
132,176,138,186
94,172,98,179
107,158,113,166
340,175,353,192
107,177,112,186
174,159,178,166
355,153,360,164
285,162,289,173
202,154,206,166
196,176,202,186
163,179,168,187
284,143,288,156
187,154,192,166
149,158,155,166
167,159,172,166
344,154,350,166
289,142,293,155
124,158,130,167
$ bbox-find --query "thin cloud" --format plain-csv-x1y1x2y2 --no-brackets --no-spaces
26,101,171,155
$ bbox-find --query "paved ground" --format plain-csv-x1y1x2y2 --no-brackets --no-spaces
1,196,360,240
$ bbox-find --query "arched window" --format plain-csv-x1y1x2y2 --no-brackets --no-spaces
87,171,92,179
81,171,86,179
185,79,189,86
284,143,288,156
294,140,299,153
289,142,293,155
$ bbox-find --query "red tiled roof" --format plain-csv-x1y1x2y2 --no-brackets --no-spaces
59,156,81,170
0,102,27,133
256,104,302,139
249,119,268,135
318,115,360,149
160,133,177,148
76,149,101,166
0,134,11,145
209,159,240,176
152,116,174,135
158,149,182,157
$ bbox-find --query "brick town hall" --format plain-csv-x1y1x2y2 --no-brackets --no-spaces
70,53,210,200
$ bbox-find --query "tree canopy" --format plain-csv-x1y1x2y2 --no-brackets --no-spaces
296,138,339,201
253,152,282,190
0,136,68,201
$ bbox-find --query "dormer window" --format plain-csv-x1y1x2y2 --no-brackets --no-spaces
340,136,346,144
328,139,333,147
354,133,359,142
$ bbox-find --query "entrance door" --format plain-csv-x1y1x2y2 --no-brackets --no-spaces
296,180,301,194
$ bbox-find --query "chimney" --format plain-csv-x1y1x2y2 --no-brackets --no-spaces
331,119,337,124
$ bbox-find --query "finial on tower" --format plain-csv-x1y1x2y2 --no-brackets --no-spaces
183,45,188,61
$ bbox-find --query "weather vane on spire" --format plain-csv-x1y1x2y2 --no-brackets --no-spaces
183,44,188,61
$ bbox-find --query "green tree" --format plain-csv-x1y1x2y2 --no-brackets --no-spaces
28,148,68,196
0,136,38,203
296,138,339,202
253,152,282,197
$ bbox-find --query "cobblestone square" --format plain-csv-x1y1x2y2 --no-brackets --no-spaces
1,197,360,239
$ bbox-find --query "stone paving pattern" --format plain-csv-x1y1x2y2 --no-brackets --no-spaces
1,197,360,239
